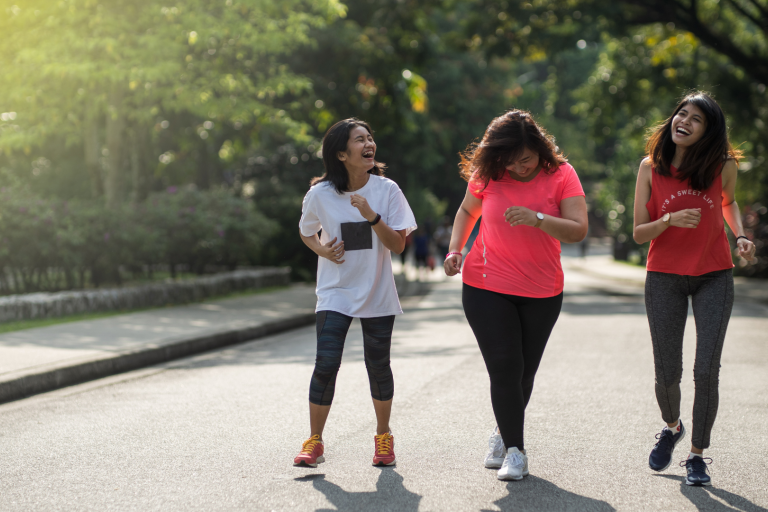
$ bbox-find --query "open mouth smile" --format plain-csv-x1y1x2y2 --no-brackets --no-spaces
675,126,691,136
362,149,375,158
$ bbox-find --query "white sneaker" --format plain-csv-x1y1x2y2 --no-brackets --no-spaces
484,426,505,468
497,447,529,481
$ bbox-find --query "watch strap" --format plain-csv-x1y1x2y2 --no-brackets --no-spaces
534,213,543,228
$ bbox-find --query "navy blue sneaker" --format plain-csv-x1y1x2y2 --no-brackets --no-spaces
648,421,686,471
681,456,712,486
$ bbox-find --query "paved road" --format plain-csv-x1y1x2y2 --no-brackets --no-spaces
1,263,766,511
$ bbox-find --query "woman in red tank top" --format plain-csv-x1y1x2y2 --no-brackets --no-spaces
632,92,756,486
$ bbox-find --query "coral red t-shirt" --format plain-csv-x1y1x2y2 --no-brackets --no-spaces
645,166,733,276
463,163,585,298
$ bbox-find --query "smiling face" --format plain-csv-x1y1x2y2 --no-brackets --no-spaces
671,103,707,148
505,147,540,179
337,126,376,171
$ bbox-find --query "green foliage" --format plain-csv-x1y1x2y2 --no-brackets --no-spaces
2,0,768,281
0,186,276,293
0,0,345,201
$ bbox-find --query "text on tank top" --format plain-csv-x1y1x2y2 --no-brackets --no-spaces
645,165,733,276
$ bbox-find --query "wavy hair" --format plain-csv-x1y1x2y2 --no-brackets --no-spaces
646,91,741,191
459,110,566,188
311,118,386,194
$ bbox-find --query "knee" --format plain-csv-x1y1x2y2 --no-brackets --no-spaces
656,366,683,387
364,356,391,377
693,365,720,385
314,355,342,376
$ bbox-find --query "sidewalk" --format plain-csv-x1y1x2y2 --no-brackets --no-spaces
562,252,768,304
0,284,318,404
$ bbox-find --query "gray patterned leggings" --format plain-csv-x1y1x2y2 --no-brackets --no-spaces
645,269,734,449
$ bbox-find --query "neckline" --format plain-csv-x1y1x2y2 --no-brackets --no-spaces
344,173,374,194
505,167,542,183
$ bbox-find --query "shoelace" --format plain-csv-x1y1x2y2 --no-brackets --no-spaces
300,435,321,455
504,451,525,468
489,435,505,457
654,429,675,451
680,457,712,472
375,433,393,455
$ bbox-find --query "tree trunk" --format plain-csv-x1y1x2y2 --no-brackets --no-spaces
84,100,103,198
105,85,126,208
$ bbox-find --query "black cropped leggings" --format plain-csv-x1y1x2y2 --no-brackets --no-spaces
463,284,563,450
645,269,734,449
309,311,395,406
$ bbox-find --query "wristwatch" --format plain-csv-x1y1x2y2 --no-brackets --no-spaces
534,212,544,228
662,212,671,225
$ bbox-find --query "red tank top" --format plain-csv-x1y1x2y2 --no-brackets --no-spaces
646,166,733,276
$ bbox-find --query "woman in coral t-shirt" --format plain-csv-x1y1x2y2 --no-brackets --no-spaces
633,92,755,487
443,110,588,481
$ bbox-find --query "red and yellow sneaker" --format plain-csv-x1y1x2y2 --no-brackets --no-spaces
372,432,396,466
293,434,325,467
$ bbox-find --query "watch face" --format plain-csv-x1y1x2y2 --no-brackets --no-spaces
536,212,544,220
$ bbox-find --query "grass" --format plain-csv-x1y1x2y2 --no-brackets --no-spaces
0,285,289,335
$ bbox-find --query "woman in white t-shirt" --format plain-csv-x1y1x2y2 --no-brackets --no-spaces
294,118,416,468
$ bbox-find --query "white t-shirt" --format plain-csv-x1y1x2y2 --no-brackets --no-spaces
299,175,417,317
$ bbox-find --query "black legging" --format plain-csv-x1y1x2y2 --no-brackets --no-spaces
309,310,395,406
463,284,563,450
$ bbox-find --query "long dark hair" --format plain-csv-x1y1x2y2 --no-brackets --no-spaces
311,118,386,194
459,109,566,189
646,91,741,190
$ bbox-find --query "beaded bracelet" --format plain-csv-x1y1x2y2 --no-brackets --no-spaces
445,251,462,259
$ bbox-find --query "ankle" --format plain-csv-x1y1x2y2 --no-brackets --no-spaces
666,419,681,433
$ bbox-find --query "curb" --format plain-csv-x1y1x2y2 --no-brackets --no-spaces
0,311,315,405
0,267,291,323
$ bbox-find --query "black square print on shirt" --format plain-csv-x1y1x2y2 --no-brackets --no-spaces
341,221,373,251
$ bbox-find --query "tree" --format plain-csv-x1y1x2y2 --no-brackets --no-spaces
0,0,345,205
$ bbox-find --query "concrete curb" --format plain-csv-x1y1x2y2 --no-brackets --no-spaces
0,311,315,405
0,267,291,323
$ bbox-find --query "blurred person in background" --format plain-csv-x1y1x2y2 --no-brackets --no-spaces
296,118,416,468
633,92,755,486
413,226,431,278
443,110,588,481
434,216,453,262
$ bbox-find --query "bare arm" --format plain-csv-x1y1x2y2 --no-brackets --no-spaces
350,193,406,254
504,196,588,243
633,158,702,244
721,159,756,260
443,186,483,276
301,233,346,264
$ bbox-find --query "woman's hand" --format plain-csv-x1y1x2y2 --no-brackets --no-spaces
350,194,376,222
444,253,462,276
321,237,345,264
669,209,701,228
504,206,536,227
737,237,757,261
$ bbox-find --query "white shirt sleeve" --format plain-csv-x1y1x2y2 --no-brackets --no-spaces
386,182,417,235
299,187,322,237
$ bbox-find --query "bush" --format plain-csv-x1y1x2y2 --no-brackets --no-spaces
0,186,277,293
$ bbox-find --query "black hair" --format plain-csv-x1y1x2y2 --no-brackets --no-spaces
646,91,741,191
311,118,386,194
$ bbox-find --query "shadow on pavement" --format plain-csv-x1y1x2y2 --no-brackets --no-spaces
655,475,767,512
481,475,615,512
294,470,421,512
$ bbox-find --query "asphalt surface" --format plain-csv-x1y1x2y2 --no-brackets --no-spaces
1,261,767,511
